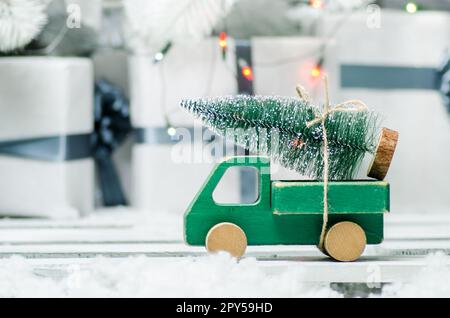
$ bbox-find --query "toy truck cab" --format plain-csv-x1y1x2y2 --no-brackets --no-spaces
184,156,390,261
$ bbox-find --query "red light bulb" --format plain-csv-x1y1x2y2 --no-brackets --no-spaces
219,32,227,49
242,66,253,81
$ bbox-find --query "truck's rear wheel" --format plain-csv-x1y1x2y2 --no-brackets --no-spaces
324,221,366,262
205,222,247,258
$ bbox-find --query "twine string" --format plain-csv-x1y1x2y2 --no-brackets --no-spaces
297,78,368,251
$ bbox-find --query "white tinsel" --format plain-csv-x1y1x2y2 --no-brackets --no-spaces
123,0,236,54
0,0,49,52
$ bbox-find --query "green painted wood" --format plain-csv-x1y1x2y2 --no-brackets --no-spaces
272,181,389,214
184,156,388,246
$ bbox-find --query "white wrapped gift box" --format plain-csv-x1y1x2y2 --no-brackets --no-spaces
320,10,450,213
129,39,241,214
0,57,95,218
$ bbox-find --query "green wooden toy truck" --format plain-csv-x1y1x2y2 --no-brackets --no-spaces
184,156,390,262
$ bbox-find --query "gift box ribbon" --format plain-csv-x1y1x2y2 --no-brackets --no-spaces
0,80,131,207
341,65,440,90
341,53,450,110
134,127,215,145
0,134,91,161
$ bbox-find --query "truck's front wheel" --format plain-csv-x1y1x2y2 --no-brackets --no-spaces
324,221,367,262
205,222,247,258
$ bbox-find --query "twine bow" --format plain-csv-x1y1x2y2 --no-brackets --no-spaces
297,77,368,252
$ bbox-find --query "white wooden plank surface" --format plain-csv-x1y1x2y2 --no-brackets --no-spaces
0,240,449,257
19,255,450,284
0,210,449,284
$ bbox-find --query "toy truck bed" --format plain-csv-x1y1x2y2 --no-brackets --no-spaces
270,181,389,245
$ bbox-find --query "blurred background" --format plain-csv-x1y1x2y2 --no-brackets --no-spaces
0,0,449,219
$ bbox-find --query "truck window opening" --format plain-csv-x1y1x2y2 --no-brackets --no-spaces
212,166,259,204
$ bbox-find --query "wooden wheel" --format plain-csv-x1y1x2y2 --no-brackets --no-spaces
324,221,366,262
205,222,247,258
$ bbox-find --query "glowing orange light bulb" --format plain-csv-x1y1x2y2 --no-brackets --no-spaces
242,66,253,81
310,0,324,9
219,32,227,49
310,65,322,78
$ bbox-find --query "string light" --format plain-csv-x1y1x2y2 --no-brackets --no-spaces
154,52,164,62
241,66,253,81
167,126,177,136
219,31,228,60
309,0,324,9
153,41,173,64
219,32,227,49
310,57,324,78
405,2,418,14
310,65,322,78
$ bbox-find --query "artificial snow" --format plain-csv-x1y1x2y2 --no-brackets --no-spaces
379,252,450,297
0,253,339,298
1,252,450,297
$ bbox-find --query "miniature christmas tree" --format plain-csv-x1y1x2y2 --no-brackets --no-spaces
181,92,381,180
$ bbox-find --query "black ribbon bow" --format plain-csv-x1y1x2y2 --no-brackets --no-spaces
92,80,132,206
